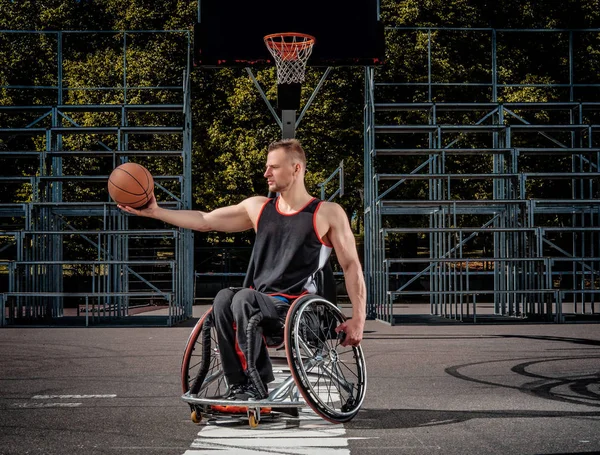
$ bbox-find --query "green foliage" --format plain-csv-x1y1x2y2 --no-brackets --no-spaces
3,0,600,248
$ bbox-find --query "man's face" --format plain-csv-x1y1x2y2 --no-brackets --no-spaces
264,148,299,193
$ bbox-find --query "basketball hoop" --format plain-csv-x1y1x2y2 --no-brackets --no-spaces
264,33,316,84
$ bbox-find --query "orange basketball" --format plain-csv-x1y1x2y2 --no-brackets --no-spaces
108,162,154,208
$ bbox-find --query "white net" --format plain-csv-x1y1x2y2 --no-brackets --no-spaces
264,33,315,84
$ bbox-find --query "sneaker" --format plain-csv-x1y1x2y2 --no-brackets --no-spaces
224,383,247,400
234,382,267,401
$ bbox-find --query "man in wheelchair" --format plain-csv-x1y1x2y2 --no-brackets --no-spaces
119,138,367,401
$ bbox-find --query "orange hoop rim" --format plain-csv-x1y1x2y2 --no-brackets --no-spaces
264,32,316,81
264,32,316,52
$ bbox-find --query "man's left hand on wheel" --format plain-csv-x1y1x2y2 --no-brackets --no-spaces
335,318,364,347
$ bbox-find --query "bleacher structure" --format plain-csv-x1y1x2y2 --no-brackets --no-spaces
364,28,600,324
0,31,194,326
3,27,600,328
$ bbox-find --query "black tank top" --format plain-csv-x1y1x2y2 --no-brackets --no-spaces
251,197,333,299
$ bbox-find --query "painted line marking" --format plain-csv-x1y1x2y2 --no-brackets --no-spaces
185,411,350,454
32,394,117,399
12,403,82,408
184,449,350,455
10,394,117,409
184,450,349,455
183,369,354,454
191,438,348,448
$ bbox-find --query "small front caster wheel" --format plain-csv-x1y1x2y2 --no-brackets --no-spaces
191,410,202,424
248,412,259,428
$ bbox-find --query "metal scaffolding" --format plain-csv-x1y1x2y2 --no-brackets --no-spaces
365,28,600,324
0,31,194,326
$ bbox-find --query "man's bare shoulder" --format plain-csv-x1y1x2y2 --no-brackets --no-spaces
317,201,348,223
318,201,346,215
240,196,270,225
241,195,270,209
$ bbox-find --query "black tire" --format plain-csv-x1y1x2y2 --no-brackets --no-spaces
284,295,367,423
181,308,227,398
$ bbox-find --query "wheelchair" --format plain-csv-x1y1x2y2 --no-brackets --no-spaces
180,259,367,428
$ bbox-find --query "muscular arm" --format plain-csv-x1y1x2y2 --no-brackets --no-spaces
118,195,267,233
322,203,366,346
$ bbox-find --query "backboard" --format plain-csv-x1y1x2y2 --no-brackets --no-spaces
194,0,384,67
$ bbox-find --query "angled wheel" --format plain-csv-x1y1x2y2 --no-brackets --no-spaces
191,410,202,424
284,296,367,423
181,308,228,399
248,409,260,428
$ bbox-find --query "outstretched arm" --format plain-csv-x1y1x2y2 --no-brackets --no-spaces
323,203,366,347
118,194,267,233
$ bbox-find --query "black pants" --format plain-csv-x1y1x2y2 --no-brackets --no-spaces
213,288,289,386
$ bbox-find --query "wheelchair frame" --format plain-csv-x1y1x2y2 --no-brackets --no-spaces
180,293,367,428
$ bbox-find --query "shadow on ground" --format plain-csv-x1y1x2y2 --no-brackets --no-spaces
347,407,600,430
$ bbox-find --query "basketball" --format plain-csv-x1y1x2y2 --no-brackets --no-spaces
108,162,154,208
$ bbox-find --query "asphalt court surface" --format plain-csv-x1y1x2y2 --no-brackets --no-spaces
1,305,599,454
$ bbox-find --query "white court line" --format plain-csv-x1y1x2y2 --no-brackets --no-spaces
12,403,82,408
183,367,352,454
183,410,350,455
11,394,117,409
185,449,349,455
32,394,117,399
185,450,349,455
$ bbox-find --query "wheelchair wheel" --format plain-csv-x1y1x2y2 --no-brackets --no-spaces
181,308,227,398
284,295,367,423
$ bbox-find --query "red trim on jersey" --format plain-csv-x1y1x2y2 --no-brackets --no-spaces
313,201,334,247
255,198,272,230
274,196,316,216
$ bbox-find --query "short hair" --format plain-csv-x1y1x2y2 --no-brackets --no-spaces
268,138,306,168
